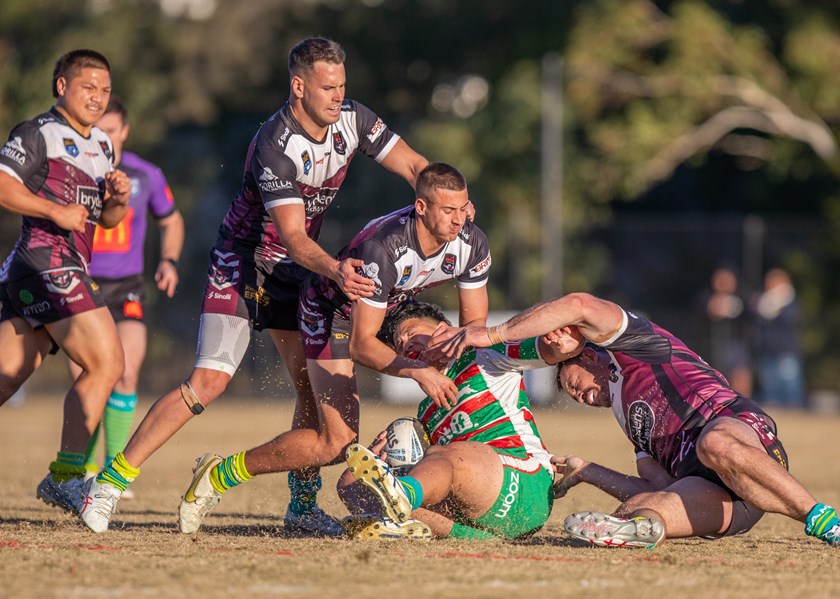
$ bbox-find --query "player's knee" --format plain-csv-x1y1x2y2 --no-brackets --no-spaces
696,428,740,469
316,428,358,465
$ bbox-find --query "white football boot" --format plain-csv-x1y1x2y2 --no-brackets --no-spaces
564,511,665,548
80,477,123,533
345,444,412,524
178,453,223,533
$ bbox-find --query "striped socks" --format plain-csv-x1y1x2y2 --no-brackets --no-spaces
805,503,840,546
96,452,139,492
209,452,253,494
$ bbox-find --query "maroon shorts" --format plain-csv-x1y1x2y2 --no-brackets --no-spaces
0,267,105,328
200,249,307,332
298,291,353,360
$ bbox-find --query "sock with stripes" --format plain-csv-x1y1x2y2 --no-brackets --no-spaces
397,475,423,510
805,503,840,545
103,391,138,464
209,452,253,494
288,471,322,515
96,451,139,492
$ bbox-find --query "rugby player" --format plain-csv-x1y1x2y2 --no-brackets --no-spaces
67,97,184,488
173,164,491,535
425,292,840,548
338,301,575,540
0,49,130,512
81,37,429,534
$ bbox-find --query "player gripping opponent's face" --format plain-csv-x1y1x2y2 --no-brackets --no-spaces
56,67,112,129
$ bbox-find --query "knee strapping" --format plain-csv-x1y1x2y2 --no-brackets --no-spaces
180,380,205,415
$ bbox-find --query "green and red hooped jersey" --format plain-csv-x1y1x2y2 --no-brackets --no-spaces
416,337,554,475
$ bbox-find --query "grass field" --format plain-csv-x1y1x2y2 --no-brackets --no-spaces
1,394,839,599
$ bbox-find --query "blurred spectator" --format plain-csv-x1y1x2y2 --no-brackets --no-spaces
753,268,806,409
705,267,753,397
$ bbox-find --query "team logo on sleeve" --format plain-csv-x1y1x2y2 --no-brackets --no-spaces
63,138,79,157
333,131,347,155
469,254,491,277
0,136,26,165
367,118,385,143
442,253,456,275
301,150,312,175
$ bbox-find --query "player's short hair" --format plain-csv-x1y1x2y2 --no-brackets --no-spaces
288,37,346,77
555,342,605,392
104,96,128,122
415,163,467,203
52,49,111,98
378,301,451,347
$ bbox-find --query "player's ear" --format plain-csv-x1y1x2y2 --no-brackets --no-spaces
290,74,305,99
55,76,68,97
415,197,427,215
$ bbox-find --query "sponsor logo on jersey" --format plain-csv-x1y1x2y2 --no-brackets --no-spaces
0,136,27,166
303,189,337,216
22,300,50,316
495,471,521,519
627,401,654,455
278,127,291,148
129,177,141,199
367,118,385,143
209,253,240,290
333,131,347,155
394,244,408,259
18,289,34,305
442,253,456,275
45,270,81,295
77,186,103,220
99,140,112,160
63,138,79,157
396,265,412,286
359,261,382,292
458,228,471,241
301,150,312,175
258,167,293,194
244,284,270,307
469,254,491,277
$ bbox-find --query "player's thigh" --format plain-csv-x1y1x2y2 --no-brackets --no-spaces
46,307,123,372
268,328,309,390
697,415,766,454
306,358,360,435
433,442,505,515
116,320,147,375
0,316,53,384
620,476,737,538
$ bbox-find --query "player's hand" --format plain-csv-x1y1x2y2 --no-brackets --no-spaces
369,430,388,460
104,169,131,206
412,366,459,410
420,324,490,364
551,454,588,498
53,203,89,232
334,258,376,301
541,326,585,355
155,260,179,298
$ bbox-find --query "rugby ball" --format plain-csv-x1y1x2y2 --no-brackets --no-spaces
384,417,430,472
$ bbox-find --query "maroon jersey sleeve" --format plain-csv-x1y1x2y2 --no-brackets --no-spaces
0,121,48,191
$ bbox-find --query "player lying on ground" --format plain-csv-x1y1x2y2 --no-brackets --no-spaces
337,301,576,540
423,292,840,548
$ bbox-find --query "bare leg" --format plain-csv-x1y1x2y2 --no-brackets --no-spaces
696,417,816,521
122,367,231,467
0,317,53,405
243,357,359,474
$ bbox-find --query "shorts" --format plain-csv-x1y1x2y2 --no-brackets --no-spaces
94,274,146,323
0,267,105,329
457,452,554,540
674,396,788,538
200,248,308,332
299,291,352,360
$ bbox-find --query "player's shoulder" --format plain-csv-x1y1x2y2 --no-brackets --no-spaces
457,218,488,245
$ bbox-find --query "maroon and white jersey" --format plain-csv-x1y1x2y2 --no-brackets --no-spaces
304,205,491,318
214,100,399,266
599,309,742,477
0,108,114,281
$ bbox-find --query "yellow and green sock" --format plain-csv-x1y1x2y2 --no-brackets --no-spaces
397,475,423,510
96,452,139,492
209,452,252,494
49,451,87,482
